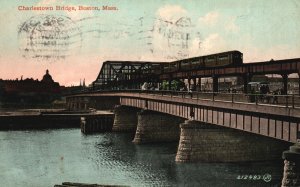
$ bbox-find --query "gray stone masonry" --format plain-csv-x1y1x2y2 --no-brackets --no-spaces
176,120,291,162
132,110,185,144
112,105,139,132
281,142,300,187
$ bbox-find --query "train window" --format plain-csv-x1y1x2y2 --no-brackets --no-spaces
206,56,215,62
191,60,198,65
182,61,189,65
218,55,228,60
152,65,160,71
235,54,242,59
170,63,176,67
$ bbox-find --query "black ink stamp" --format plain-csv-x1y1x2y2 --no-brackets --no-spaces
18,14,82,62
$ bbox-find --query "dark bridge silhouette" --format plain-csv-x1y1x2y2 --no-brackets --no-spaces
92,53,300,95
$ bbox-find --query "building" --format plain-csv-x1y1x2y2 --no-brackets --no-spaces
0,70,63,108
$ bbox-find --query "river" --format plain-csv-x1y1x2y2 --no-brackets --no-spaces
0,129,283,186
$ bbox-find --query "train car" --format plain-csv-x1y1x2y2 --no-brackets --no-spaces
177,50,243,72
180,59,190,71
178,56,204,71
151,64,163,74
204,50,243,68
158,50,243,74
163,62,178,73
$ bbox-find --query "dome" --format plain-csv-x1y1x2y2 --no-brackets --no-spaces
41,69,54,83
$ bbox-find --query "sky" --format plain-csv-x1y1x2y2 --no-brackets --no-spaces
0,0,299,86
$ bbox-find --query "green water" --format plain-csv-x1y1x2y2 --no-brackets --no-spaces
0,129,283,187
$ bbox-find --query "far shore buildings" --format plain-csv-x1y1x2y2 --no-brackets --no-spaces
0,70,64,108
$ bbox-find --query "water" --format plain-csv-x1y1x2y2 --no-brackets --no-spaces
0,129,283,187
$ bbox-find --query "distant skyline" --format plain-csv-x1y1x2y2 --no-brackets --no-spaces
1,0,300,86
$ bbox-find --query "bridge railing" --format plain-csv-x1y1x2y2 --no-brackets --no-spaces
138,90,300,109
70,89,300,109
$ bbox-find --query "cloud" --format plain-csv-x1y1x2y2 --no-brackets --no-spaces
242,44,300,63
200,33,229,54
189,37,201,56
225,17,240,33
156,5,187,22
198,12,239,34
151,6,194,60
199,11,219,26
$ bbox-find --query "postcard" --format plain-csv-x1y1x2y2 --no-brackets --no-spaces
0,0,299,186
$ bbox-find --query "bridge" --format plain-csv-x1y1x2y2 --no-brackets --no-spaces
160,58,300,94
68,90,300,143
67,55,300,186
93,57,300,95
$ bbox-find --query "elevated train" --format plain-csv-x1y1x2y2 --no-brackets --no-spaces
153,50,243,74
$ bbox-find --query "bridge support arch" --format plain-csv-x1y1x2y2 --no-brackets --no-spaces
132,110,185,144
176,120,291,162
112,105,139,132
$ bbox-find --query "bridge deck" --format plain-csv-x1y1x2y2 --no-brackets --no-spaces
68,90,300,143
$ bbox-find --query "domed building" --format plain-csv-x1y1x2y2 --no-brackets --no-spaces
41,69,55,84
0,70,63,108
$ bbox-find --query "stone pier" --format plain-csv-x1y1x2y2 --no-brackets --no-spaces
132,110,184,144
80,113,114,134
176,120,291,162
112,105,139,132
281,142,300,187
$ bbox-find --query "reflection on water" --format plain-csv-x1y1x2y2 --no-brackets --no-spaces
0,129,283,187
